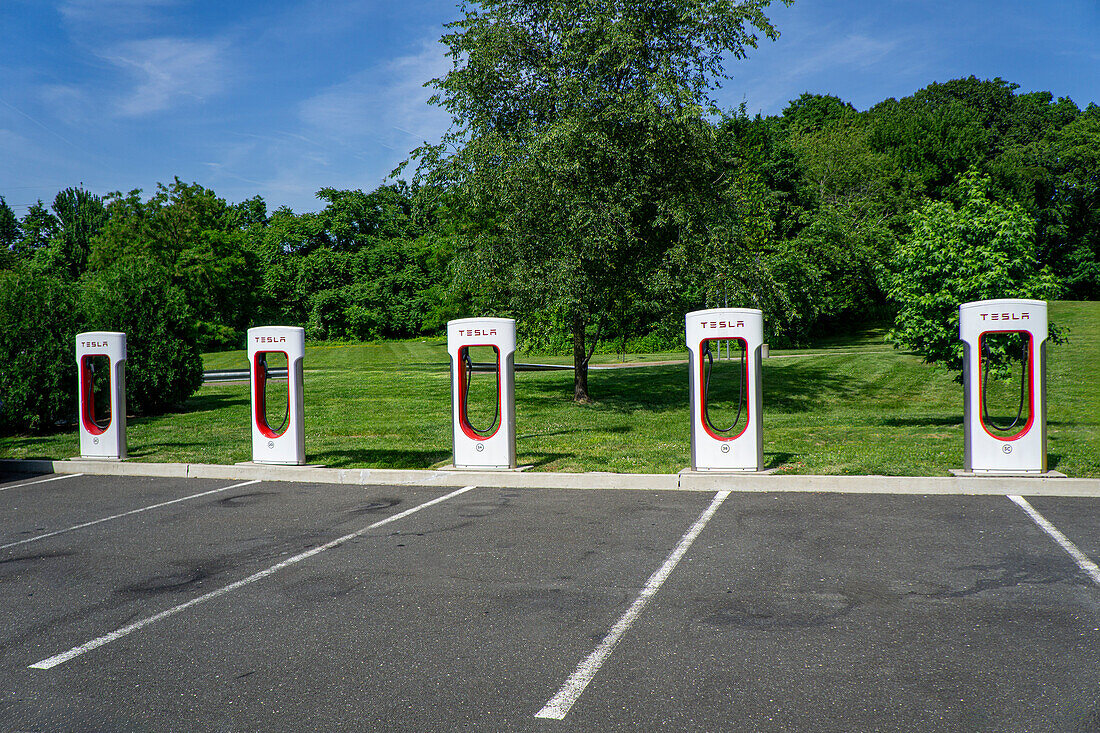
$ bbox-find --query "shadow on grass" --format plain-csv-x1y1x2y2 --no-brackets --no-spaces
521,360,854,415
178,392,249,415
523,364,686,414
879,416,961,427
522,452,577,469
763,361,855,413
0,432,74,459
518,425,631,440
764,452,797,470
310,448,450,469
127,442,223,457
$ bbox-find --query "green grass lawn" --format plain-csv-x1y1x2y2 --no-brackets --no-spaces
4,302,1097,476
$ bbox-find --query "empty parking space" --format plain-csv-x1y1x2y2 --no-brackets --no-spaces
1,473,1099,731
1017,496,1100,571
0,474,242,548
565,494,1100,731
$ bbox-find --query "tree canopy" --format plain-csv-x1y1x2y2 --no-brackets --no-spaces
2,71,1098,427
886,169,1064,378
413,0,791,400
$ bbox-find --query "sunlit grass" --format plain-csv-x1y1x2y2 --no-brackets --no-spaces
3,302,1097,477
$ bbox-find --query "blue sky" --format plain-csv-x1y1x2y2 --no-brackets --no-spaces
2,0,1098,214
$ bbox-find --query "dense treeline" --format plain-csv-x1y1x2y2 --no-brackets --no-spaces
2,76,1098,430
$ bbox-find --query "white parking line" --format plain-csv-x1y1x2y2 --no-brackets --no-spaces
535,490,731,720
30,484,478,670
1,480,261,551
0,473,84,492
1009,495,1100,586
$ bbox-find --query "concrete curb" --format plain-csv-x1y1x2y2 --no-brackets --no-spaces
3,458,1099,496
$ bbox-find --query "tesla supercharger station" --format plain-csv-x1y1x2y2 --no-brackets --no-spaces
75,331,127,460
686,308,764,471
960,299,1048,474
247,326,305,465
447,317,517,469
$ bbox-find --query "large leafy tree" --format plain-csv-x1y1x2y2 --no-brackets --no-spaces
51,187,108,277
414,0,790,401
0,196,17,270
1037,107,1100,297
16,201,59,258
0,196,18,251
89,180,261,350
887,169,1063,379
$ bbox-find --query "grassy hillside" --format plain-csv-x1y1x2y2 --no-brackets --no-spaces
3,302,1097,476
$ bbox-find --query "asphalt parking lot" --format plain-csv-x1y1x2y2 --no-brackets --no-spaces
1,471,1099,732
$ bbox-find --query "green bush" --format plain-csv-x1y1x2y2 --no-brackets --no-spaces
0,270,79,433
887,169,1064,378
306,288,348,340
78,257,203,415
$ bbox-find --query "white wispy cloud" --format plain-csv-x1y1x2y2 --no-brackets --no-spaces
785,34,899,78
59,0,178,27
201,35,453,209
298,37,451,154
101,36,231,116
37,84,92,126
727,24,910,115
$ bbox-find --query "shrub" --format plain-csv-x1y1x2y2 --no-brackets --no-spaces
0,270,79,433
887,169,1064,377
78,257,203,414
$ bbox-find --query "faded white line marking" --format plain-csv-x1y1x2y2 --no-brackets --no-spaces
535,490,731,720
1,480,261,551
1009,495,1100,586
30,484,478,670
0,473,84,492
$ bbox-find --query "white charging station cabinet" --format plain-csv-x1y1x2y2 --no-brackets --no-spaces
248,326,305,465
75,331,127,460
686,308,764,471
447,317,517,469
960,299,1047,473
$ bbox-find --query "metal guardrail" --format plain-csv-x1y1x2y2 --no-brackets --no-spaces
201,361,690,383
203,368,284,383
201,364,568,383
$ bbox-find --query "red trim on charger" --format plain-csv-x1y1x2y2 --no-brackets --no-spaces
699,338,750,441
457,345,501,441
80,355,110,435
977,330,1034,441
253,351,289,439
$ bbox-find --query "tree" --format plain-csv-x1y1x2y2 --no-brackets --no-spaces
0,196,18,250
79,257,203,415
414,0,790,402
51,186,108,277
781,93,856,130
886,169,1063,378
0,269,79,433
89,181,261,350
1037,107,1100,297
0,196,17,270
785,114,895,320
16,201,58,258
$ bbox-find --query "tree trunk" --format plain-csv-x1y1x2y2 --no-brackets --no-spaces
572,313,590,403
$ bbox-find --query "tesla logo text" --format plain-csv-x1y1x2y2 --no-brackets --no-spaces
458,329,497,336
81,341,109,348
254,336,287,343
700,320,745,329
979,312,1029,321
